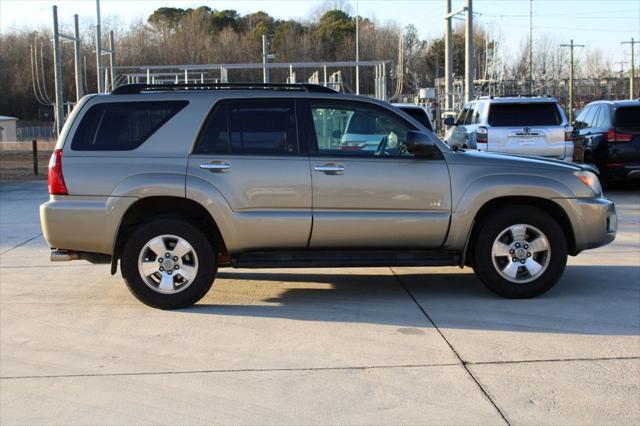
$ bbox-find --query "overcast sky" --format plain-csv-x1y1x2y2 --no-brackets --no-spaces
2,0,639,67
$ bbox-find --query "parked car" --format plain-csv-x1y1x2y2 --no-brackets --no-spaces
572,99,640,183
392,103,434,132
40,83,616,309
444,96,574,161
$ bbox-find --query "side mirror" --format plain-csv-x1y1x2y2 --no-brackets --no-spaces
443,116,455,127
406,131,437,158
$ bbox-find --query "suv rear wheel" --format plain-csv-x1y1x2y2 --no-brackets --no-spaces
121,219,217,309
473,206,567,298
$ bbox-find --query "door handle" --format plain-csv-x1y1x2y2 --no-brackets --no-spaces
314,164,345,175
200,162,231,172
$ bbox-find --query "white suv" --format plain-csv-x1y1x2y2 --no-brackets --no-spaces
444,97,574,161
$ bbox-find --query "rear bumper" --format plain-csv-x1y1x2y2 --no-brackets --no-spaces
40,195,136,255
553,196,617,254
603,163,640,181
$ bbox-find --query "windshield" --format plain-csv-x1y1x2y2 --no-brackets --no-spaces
399,107,433,131
614,106,640,129
488,103,562,127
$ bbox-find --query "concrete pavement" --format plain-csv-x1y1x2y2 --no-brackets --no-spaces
0,181,638,425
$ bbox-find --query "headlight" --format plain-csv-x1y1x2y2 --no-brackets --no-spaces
574,171,602,196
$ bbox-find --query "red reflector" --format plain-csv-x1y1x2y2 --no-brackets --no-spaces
606,129,633,142
48,149,68,195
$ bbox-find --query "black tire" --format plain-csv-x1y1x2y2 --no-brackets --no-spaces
473,206,567,299
121,219,217,309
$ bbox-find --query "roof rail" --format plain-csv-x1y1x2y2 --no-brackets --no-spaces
111,82,338,95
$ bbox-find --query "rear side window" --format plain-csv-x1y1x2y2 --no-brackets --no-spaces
195,100,298,155
615,106,640,129
71,101,188,151
400,107,433,131
488,103,562,127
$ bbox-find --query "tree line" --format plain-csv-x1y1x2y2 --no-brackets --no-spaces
0,3,612,121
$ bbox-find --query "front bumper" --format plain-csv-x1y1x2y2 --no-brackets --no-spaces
553,196,616,254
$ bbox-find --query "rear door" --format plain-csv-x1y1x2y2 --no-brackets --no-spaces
187,98,312,251
303,99,451,248
486,102,567,158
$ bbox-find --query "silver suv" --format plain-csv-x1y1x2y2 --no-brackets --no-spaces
445,96,574,161
40,83,616,309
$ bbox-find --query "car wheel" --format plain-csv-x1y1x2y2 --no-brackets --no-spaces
473,206,567,298
121,219,217,309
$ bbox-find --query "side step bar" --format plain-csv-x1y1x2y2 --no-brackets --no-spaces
232,250,461,269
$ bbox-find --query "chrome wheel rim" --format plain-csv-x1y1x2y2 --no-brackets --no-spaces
137,234,199,294
491,224,551,284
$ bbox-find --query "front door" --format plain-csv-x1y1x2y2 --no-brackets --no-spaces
187,99,312,251
303,99,451,249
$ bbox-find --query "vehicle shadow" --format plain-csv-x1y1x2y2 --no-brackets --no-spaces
181,265,640,336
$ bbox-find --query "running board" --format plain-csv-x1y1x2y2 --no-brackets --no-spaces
231,250,460,269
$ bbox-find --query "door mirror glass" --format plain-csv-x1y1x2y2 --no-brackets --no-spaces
443,116,455,127
406,131,437,158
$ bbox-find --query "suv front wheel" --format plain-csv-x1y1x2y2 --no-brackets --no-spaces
121,219,217,309
473,206,568,298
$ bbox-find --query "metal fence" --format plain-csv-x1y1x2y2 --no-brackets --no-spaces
17,127,56,141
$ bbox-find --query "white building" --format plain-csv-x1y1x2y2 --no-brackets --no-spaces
0,116,18,142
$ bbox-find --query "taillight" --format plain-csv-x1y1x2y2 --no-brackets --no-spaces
476,126,488,144
605,129,633,143
48,149,68,195
564,125,574,142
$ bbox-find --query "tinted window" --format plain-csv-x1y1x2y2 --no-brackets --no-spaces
195,100,298,155
399,107,433,131
457,105,470,125
195,104,229,154
72,101,187,151
615,106,640,129
462,104,476,125
311,102,415,157
487,103,562,126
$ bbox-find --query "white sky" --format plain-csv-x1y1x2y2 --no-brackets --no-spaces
1,0,639,67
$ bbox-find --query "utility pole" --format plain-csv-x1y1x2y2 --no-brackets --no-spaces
262,34,270,83
529,0,533,94
95,0,103,93
109,30,116,89
52,6,64,135
560,39,584,123
73,14,83,101
444,0,452,111
355,0,360,94
621,38,638,99
465,0,474,102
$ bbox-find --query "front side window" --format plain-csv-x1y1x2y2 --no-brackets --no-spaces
310,102,415,157
457,105,471,125
195,100,298,155
488,102,562,127
72,101,188,151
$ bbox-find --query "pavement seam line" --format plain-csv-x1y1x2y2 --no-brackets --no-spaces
469,356,640,366
0,233,42,256
0,362,462,380
390,267,511,426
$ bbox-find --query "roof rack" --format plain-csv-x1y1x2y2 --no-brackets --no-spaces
111,82,338,95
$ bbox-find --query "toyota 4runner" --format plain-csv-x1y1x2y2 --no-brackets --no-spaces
40,83,616,309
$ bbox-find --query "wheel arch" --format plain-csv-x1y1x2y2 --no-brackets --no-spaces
463,196,577,267
110,196,228,274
